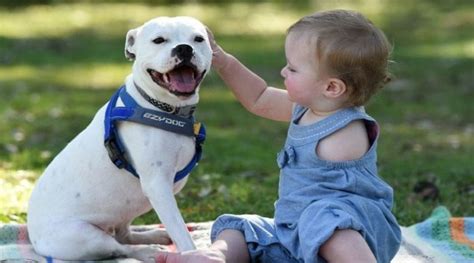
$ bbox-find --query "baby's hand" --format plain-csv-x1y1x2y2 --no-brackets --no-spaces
206,27,229,70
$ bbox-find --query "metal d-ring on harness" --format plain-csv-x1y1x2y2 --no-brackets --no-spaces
103,85,206,183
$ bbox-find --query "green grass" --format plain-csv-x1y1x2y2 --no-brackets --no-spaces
1,1,473,226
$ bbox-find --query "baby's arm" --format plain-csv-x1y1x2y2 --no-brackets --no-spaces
207,29,292,122
317,120,370,161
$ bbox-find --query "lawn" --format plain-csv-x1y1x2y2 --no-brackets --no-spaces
0,0,473,226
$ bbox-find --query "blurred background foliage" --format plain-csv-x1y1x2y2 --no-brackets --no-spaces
0,0,473,225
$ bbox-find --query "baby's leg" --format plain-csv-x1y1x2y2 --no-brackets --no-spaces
154,225,249,263
211,229,249,263
210,214,296,263
319,229,376,263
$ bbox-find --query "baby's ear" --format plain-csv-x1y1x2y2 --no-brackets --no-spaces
324,78,347,98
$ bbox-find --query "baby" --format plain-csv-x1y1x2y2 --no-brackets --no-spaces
157,9,401,263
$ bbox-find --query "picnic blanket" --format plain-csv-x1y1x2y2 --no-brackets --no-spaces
1,207,473,263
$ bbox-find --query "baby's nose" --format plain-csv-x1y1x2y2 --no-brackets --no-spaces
280,67,286,78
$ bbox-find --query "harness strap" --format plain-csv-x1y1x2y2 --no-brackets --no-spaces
104,86,206,183
175,122,205,183
118,88,195,136
104,87,139,177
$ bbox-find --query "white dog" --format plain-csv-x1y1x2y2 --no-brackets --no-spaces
27,16,212,261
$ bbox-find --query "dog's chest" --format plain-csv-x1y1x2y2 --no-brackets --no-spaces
119,122,196,175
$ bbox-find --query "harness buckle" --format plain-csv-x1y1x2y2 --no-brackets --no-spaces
160,102,176,114
104,137,126,169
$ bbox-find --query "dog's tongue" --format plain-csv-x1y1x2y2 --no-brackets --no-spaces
168,67,196,93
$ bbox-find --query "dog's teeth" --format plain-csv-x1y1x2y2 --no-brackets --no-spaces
163,74,170,83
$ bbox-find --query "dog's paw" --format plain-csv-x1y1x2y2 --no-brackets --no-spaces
129,227,172,245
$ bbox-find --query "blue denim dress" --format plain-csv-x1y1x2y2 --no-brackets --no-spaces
211,106,401,263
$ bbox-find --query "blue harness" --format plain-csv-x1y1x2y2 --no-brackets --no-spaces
103,85,206,183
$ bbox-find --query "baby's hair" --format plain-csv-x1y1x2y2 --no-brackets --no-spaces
288,10,392,106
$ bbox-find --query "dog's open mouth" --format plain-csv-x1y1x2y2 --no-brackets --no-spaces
147,63,205,97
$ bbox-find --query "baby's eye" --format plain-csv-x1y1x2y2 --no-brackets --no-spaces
284,64,296,73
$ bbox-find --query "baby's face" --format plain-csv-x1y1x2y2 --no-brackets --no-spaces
281,32,329,107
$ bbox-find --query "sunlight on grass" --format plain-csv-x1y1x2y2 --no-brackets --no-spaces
0,64,130,89
384,123,474,150
407,39,474,58
312,0,388,20
0,1,401,39
0,169,37,223
0,3,301,38
0,4,151,38
199,85,235,102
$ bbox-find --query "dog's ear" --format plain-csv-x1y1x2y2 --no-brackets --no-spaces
125,28,139,61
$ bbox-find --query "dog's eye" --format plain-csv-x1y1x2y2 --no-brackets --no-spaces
194,36,205,43
153,37,166,44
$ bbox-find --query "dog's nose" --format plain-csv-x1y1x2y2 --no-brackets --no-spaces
172,44,194,61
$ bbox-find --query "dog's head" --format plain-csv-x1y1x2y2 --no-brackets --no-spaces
125,16,212,104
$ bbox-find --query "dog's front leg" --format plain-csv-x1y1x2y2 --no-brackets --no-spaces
140,174,196,252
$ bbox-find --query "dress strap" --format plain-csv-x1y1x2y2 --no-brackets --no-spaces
317,107,375,140
287,106,377,145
